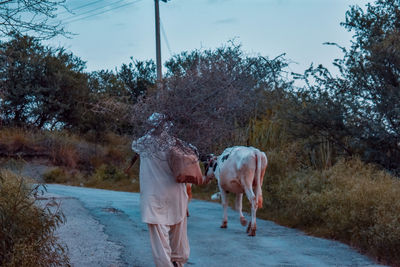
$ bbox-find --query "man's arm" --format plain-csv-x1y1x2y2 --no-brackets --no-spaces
124,153,139,174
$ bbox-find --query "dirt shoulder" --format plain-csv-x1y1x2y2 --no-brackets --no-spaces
42,192,123,267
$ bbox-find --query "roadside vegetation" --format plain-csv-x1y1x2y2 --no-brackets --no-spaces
0,128,139,191
246,117,400,266
1,0,400,266
0,170,69,266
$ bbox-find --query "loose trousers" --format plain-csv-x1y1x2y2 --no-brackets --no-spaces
148,216,189,267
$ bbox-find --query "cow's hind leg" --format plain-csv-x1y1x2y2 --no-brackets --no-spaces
244,187,257,236
220,190,228,228
235,193,247,226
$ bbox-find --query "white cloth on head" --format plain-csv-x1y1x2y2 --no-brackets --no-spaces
147,112,165,126
147,112,173,132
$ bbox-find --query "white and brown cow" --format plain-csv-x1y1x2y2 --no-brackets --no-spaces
204,146,268,236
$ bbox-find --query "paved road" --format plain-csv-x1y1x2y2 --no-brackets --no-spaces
44,184,385,267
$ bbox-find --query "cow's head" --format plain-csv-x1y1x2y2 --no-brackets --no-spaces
202,154,217,182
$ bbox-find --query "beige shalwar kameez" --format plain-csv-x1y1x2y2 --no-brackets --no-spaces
132,132,190,267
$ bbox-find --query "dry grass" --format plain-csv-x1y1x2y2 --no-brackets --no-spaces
0,127,137,195
0,128,38,153
0,169,69,266
259,158,400,265
49,144,79,169
0,128,132,172
243,117,400,266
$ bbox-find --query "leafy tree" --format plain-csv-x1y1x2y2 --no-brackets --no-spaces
81,70,128,135
0,34,89,129
84,59,156,135
89,70,126,96
118,58,156,101
89,59,156,101
290,0,400,173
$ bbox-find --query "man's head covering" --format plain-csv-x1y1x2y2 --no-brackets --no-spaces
147,112,173,132
132,113,172,154
147,112,165,127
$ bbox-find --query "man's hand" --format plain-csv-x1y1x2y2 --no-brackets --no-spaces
124,153,139,174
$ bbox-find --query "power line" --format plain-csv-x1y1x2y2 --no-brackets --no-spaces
58,0,105,16
62,0,127,23
69,0,106,12
160,20,173,57
63,0,143,24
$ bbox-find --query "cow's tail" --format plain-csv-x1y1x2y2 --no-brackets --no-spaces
255,151,263,209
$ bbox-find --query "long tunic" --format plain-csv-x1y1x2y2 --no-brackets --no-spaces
132,132,188,225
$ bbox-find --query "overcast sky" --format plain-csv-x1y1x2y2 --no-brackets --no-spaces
45,0,367,76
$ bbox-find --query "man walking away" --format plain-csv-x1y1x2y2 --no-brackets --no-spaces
126,113,189,267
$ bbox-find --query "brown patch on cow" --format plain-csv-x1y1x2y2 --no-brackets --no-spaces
240,216,247,226
258,195,263,209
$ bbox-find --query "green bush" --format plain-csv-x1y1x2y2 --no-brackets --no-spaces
0,169,69,266
262,158,400,265
85,163,140,192
43,167,85,186
91,164,126,182
43,168,67,184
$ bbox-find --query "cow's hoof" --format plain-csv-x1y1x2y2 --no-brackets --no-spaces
246,222,251,233
220,221,228,228
248,228,256,236
240,216,247,226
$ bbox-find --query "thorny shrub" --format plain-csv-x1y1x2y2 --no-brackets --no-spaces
0,169,69,266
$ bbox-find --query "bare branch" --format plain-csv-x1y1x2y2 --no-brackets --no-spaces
0,0,70,39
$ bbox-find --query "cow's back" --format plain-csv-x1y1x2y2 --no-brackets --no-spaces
217,146,259,193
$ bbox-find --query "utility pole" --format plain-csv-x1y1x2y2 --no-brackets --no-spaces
155,0,169,82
